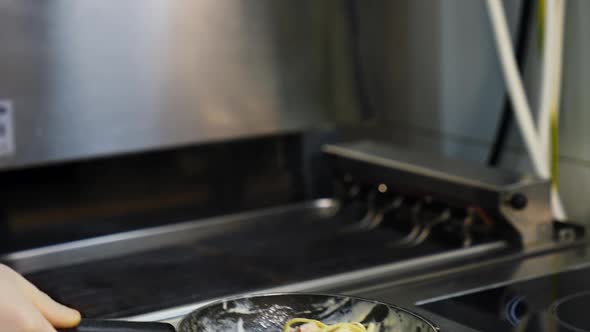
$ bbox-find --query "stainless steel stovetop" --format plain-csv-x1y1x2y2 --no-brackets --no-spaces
147,235,590,332
2,141,586,332
2,197,587,331
1,199,508,319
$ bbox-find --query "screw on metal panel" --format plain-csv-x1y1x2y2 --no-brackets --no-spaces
508,193,528,210
558,228,576,243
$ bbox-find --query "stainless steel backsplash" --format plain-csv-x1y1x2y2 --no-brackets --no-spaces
0,0,357,170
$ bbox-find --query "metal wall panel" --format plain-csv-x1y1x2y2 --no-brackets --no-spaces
560,0,590,163
0,1,347,170
347,0,523,163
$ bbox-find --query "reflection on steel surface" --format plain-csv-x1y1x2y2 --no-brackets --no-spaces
0,0,352,170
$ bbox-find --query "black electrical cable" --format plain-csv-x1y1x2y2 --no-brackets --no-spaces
487,0,535,166
345,0,375,121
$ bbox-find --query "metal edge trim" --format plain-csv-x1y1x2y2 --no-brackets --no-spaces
1,198,338,262
322,144,512,191
415,256,590,306
346,240,590,303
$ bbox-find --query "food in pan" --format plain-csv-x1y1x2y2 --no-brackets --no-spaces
283,318,377,332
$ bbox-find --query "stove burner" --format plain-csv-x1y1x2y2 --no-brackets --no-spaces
551,291,590,331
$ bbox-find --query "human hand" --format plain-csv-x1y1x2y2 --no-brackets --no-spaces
0,264,81,332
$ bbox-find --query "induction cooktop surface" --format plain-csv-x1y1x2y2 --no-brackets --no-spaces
420,264,590,331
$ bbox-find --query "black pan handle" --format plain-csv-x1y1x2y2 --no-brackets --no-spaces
58,319,176,332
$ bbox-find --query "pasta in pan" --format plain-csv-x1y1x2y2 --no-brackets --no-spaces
283,318,377,332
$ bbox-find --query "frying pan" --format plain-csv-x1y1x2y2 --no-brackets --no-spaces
59,293,440,332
